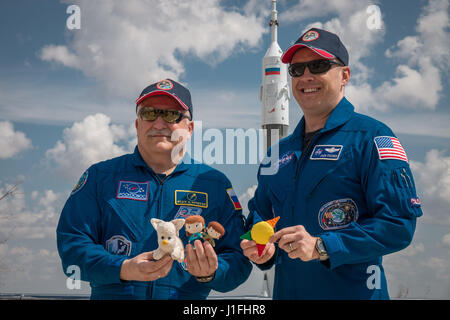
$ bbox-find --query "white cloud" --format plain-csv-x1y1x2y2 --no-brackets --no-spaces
0,182,63,240
410,149,450,226
0,121,32,159
282,0,448,112
45,113,135,179
238,184,257,217
39,0,266,98
373,0,449,111
442,234,450,247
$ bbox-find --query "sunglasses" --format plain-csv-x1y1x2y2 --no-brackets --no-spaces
288,59,344,77
138,107,191,124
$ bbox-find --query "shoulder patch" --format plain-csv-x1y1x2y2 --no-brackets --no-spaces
226,188,242,210
374,136,408,163
71,170,89,196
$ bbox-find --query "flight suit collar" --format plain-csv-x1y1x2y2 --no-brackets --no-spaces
291,97,355,147
131,146,189,175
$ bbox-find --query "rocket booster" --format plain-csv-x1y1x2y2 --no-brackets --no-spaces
259,0,290,148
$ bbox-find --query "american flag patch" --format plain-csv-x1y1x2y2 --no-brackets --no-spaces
374,136,408,162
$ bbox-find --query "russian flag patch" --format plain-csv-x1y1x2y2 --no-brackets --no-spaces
265,67,280,75
226,188,242,211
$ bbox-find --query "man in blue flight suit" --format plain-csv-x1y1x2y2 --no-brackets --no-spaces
57,79,252,299
241,28,423,299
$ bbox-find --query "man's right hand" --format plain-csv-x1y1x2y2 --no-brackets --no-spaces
240,240,275,265
120,251,173,281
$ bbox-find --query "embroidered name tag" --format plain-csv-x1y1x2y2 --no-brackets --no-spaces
116,181,149,201
175,190,208,208
310,145,343,160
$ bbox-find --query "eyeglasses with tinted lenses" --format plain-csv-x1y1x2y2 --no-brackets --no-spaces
138,107,190,123
288,59,343,77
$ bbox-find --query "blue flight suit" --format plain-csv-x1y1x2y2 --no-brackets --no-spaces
57,147,252,300
247,97,423,299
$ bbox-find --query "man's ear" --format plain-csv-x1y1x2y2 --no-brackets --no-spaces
341,66,351,87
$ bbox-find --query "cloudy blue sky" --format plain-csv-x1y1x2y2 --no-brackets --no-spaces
0,0,449,298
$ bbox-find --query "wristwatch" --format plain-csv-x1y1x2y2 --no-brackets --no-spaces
315,237,329,261
195,271,216,283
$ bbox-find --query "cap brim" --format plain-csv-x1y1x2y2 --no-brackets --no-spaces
281,44,335,64
135,91,189,110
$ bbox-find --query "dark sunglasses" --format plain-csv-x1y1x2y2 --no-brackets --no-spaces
138,107,191,124
288,59,344,77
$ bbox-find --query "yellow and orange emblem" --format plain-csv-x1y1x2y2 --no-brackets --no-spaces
240,217,280,256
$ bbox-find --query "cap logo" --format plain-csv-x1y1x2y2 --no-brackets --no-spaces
156,79,173,90
302,30,319,42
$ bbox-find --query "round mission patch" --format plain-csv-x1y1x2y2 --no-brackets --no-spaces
71,170,89,196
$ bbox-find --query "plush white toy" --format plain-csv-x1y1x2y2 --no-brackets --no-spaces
150,218,185,263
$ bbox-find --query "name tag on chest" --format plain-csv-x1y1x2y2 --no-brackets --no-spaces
310,145,343,161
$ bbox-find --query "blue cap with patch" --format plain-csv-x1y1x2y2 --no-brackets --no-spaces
136,79,193,119
281,28,349,66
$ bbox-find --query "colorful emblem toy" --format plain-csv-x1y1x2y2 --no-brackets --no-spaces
240,216,280,256
151,218,185,263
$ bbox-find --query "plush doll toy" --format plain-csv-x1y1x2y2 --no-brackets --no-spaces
201,221,225,247
150,218,185,263
240,216,280,256
185,215,205,244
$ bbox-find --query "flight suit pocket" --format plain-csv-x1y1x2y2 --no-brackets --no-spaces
267,184,289,217
305,148,353,198
392,167,423,218
107,198,146,242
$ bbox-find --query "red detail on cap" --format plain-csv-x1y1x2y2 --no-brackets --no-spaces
256,244,266,257
135,91,189,110
281,44,335,64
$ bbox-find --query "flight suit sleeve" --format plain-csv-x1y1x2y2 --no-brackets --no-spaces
320,127,423,270
203,179,253,293
56,166,128,285
245,164,278,271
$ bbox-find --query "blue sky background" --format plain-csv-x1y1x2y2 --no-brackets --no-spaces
0,0,449,298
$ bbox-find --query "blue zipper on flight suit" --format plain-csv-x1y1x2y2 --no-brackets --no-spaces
292,133,322,219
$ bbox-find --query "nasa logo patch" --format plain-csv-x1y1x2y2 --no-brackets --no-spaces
174,206,203,219
105,235,132,256
318,198,358,230
278,151,295,169
310,145,343,160
116,181,149,201
156,79,173,90
71,170,89,196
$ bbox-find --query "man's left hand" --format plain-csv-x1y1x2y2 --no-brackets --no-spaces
269,225,319,262
185,240,218,277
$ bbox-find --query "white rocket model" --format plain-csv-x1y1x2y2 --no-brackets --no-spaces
259,0,290,148
259,0,289,299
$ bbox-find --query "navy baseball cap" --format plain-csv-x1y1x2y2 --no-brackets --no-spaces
281,28,349,66
136,79,193,118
